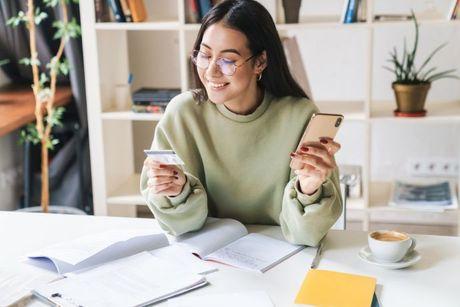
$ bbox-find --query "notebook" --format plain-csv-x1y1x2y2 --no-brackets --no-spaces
26,228,169,274
33,252,208,307
295,269,376,307
172,218,305,273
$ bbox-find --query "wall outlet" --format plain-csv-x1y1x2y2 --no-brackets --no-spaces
406,158,459,178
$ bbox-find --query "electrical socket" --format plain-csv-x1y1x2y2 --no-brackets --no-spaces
406,158,459,178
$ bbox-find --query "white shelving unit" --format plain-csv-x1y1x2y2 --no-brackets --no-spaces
80,0,460,234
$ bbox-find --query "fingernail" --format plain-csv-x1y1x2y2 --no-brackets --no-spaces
320,139,328,144
173,170,178,175
290,152,296,158
174,176,179,180
300,146,309,152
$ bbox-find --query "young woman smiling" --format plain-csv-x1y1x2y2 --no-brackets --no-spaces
141,0,342,246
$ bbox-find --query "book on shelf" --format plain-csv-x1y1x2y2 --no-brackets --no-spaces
94,0,111,22
186,0,201,23
374,14,412,22
390,179,458,211
128,0,148,22
341,0,360,24
119,0,133,22
107,0,126,22
132,105,166,114
198,0,213,21
447,0,460,20
33,252,208,307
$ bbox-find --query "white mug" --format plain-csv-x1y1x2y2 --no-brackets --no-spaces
368,230,416,263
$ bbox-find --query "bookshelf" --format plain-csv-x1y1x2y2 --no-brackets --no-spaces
80,0,460,235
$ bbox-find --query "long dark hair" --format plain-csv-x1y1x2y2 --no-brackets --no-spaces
191,0,308,102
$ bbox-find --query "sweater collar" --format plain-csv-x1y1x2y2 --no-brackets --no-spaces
215,90,272,123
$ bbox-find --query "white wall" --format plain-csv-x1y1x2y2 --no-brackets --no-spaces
0,70,22,211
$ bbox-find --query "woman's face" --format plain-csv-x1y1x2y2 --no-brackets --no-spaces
197,22,263,112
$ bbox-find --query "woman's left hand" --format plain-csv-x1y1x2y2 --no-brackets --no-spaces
290,137,341,195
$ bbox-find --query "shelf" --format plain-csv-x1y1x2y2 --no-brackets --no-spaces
315,101,366,121
371,101,460,122
95,21,180,31
106,174,146,206
367,206,458,226
101,110,163,121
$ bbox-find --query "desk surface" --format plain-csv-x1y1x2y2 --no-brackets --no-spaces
1,211,459,307
0,85,73,137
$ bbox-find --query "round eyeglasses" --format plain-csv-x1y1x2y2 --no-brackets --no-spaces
190,50,256,76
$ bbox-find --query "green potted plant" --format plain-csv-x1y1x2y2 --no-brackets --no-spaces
384,11,459,117
6,0,80,213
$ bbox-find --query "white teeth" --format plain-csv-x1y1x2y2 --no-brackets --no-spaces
209,82,227,88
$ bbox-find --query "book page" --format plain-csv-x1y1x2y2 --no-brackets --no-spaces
33,252,207,307
27,229,169,274
204,233,304,272
171,218,248,258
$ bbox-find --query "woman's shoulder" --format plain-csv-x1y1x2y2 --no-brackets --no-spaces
271,94,319,114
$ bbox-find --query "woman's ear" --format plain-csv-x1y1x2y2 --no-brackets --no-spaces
255,50,267,74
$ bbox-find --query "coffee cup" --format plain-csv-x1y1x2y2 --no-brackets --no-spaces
368,230,416,263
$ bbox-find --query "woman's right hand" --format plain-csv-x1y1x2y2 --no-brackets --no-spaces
144,158,187,197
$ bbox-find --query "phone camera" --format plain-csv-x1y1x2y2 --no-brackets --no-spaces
335,117,342,127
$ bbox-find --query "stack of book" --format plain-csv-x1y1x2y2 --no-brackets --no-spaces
95,0,147,23
131,88,181,114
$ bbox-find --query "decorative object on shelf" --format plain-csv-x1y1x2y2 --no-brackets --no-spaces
6,0,81,213
341,0,360,24
282,0,302,23
384,11,459,117
447,0,459,20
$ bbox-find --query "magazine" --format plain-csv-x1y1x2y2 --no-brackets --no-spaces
390,179,458,211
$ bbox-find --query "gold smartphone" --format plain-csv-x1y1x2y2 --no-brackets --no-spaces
290,112,344,169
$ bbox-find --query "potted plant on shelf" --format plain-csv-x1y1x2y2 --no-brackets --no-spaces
384,11,459,117
6,0,81,213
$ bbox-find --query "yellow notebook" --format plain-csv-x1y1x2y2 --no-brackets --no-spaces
295,269,376,307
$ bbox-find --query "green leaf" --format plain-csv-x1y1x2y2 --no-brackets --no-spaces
426,69,458,82
44,0,60,7
46,107,66,128
39,73,49,87
0,59,9,66
19,57,40,66
52,18,81,41
59,59,70,75
19,124,41,145
34,7,48,25
414,43,447,79
6,11,28,27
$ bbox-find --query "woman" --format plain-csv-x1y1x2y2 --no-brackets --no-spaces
141,0,342,246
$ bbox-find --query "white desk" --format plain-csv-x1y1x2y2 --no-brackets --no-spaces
1,211,460,307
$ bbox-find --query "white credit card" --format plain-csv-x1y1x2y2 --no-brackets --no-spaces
144,150,185,165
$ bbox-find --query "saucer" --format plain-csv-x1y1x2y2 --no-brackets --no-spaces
358,246,421,269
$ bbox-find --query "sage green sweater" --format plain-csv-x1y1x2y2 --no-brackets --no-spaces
140,91,342,246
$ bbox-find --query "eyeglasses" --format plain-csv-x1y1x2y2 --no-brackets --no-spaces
191,50,256,76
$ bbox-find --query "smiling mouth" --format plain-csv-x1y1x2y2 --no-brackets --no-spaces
207,81,229,90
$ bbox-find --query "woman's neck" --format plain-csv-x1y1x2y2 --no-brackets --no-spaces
224,85,264,115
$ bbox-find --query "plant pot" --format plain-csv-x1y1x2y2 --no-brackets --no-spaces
282,0,302,23
392,82,431,116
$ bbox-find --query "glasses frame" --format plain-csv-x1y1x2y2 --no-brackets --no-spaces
191,49,256,76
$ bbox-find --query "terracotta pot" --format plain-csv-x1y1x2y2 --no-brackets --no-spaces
392,82,431,114
282,0,302,23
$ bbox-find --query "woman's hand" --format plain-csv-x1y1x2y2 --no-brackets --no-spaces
144,158,187,197
290,137,341,195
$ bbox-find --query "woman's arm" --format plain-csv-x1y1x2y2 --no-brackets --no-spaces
279,169,343,247
140,125,208,236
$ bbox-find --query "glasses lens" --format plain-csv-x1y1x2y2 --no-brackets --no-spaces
218,59,236,76
192,50,209,69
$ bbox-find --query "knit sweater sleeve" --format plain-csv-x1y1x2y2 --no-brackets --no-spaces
140,124,208,236
279,169,343,246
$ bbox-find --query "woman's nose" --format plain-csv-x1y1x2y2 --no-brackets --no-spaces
206,59,223,77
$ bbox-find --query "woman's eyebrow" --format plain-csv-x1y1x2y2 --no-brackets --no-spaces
201,43,242,56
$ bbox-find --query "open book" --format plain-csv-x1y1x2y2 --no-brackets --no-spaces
33,252,208,307
172,218,305,273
